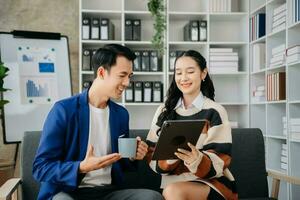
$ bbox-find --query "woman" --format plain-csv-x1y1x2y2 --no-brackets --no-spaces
145,50,238,200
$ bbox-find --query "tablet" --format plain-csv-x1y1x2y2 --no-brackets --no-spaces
152,119,207,160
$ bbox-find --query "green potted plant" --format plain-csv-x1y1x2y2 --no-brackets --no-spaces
147,0,166,57
0,61,10,108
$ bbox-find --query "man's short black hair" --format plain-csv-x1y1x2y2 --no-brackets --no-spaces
92,44,136,78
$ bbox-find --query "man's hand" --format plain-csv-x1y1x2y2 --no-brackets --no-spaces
174,142,200,165
79,145,121,173
134,136,148,160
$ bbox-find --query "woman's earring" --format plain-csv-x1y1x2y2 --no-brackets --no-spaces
202,78,205,82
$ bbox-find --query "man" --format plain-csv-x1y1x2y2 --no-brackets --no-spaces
33,44,163,200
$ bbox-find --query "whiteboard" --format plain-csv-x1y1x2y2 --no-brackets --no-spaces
0,32,72,143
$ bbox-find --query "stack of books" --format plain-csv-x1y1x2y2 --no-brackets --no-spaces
252,43,265,72
281,143,288,171
286,45,300,64
266,72,286,101
290,118,300,140
209,48,239,73
252,85,265,102
272,3,286,33
293,0,300,23
209,0,232,12
270,44,285,68
250,13,266,41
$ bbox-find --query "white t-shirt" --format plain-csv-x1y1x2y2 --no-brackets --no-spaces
80,104,111,187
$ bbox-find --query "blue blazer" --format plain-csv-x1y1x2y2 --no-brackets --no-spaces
32,89,134,200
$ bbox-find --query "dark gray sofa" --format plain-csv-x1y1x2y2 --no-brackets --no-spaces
1,128,299,200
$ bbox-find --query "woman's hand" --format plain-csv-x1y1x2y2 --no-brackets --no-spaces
174,142,200,165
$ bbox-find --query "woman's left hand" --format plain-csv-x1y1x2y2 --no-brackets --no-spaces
175,142,199,165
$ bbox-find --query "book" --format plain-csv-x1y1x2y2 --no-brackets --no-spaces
91,18,100,40
82,17,91,40
287,45,300,56
125,82,134,102
132,19,141,41
287,53,300,64
210,48,233,53
199,20,207,41
252,43,265,72
210,61,238,67
273,3,286,16
143,82,153,102
125,19,133,41
210,55,238,61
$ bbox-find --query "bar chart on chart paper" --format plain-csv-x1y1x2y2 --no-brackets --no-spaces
26,79,49,97
20,77,58,104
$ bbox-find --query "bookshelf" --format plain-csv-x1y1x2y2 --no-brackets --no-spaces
79,0,250,130
250,0,300,199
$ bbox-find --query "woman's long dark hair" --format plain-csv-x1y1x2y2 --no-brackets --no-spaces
158,50,215,123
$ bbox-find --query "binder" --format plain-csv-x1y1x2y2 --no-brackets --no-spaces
133,51,141,71
100,18,109,40
91,49,97,70
134,82,143,102
91,18,100,40
150,51,159,72
141,51,150,71
132,19,141,41
82,17,91,40
125,19,133,40
153,82,163,102
169,51,176,71
143,82,153,102
82,49,91,71
125,82,134,102
199,20,207,41
82,81,92,90
184,21,199,41
100,18,115,40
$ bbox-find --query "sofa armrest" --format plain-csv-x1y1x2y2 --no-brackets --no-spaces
268,169,300,199
0,178,21,200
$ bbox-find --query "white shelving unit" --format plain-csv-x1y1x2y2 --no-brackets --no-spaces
80,0,250,130
250,0,300,199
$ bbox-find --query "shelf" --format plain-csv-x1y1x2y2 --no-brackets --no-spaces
289,100,300,104
267,65,286,71
168,11,208,15
209,12,248,21
81,9,122,14
267,27,286,38
250,35,266,44
124,11,151,15
210,72,248,75
81,71,94,75
81,40,122,44
169,41,207,45
209,41,248,46
287,61,300,67
219,102,249,106
267,134,287,140
133,72,164,75
251,68,266,74
124,41,152,45
251,101,267,105
266,100,287,104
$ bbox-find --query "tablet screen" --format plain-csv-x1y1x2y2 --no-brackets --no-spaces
152,119,207,160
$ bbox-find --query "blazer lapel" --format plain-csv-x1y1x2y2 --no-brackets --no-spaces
108,101,119,153
78,90,90,160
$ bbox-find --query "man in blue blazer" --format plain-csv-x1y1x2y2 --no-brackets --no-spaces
32,44,163,200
